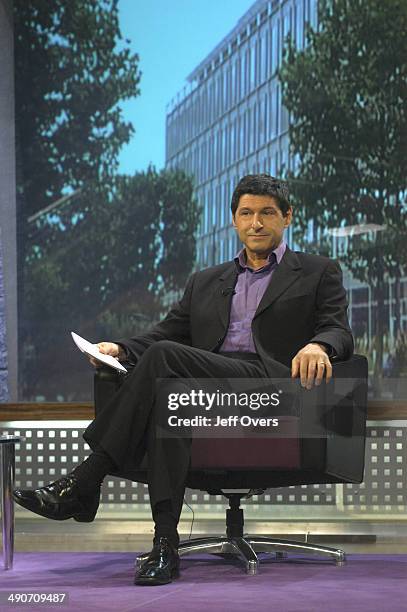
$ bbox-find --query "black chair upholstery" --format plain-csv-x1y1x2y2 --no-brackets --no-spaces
94,354,368,574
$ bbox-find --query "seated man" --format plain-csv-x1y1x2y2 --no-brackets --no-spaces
14,174,353,585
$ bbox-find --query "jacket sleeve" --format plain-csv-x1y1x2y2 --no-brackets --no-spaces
114,273,195,364
309,260,354,361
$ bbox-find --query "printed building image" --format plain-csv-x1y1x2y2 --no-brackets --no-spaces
165,0,406,347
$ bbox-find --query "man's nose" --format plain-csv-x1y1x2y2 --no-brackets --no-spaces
251,215,264,228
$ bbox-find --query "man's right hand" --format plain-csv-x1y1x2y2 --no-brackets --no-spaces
89,342,123,367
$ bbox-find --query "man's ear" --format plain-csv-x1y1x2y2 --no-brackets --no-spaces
232,214,237,228
284,206,293,228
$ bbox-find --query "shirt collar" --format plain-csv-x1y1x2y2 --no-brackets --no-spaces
234,240,287,273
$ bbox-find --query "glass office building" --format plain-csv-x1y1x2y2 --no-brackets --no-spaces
165,0,317,269
165,0,406,345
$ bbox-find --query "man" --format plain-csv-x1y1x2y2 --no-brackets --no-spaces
14,174,353,585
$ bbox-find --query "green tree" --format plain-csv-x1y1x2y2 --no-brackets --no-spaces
21,168,200,400
14,0,141,220
279,0,407,389
14,0,142,399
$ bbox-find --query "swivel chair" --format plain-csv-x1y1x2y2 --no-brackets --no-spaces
94,354,367,575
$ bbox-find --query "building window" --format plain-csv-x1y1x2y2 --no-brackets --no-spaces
216,184,221,226
244,110,249,156
263,96,268,142
209,82,214,123
241,51,248,97
224,68,229,109
204,191,209,234
230,120,235,162
220,238,225,262
231,62,237,104
271,20,279,74
218,76,223,117
296,0,304,50
239,115,244,158
211,188,216,228
228,233,235,260
250,43,256,89
236,58,241,99
271,153,276,176
212,133,217,175
220,183,225,227
230,178,235,206
260,31,268,82
270,88,276,138
310,0,318,30
227,125,231,167
283,7,291,41
281,100,289,134
252,106,257,153
225,182,230,224
246,108,251,153
204,140,208,180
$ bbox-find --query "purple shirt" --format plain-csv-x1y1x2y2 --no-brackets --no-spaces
219,241,287,353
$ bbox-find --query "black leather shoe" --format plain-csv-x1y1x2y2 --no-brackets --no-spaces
134,537,180,586
13,474,100,522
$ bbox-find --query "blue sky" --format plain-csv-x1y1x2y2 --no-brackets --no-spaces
117,0,254,175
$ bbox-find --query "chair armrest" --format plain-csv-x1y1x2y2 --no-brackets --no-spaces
331,353,368,379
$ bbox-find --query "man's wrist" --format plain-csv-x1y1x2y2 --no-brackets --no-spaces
309,342,329,354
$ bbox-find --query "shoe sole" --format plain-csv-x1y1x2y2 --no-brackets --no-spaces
134,568,180,586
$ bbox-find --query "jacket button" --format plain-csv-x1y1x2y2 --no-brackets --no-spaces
217,337,223,343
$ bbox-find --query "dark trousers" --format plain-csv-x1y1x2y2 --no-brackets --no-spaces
84,340,285,525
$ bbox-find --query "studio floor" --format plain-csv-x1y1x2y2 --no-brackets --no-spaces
1,518,407,611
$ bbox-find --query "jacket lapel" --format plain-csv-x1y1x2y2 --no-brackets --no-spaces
215,264,238,329
253,247,302,319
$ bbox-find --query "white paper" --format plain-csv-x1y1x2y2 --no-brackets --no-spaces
71,331,127,373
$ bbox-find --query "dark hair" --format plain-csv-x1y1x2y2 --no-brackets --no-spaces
231,174,291,216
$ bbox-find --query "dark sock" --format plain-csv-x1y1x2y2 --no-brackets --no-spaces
71,445,116,495
153,499,179,549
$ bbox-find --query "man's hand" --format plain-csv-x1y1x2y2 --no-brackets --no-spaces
89,342,124,367
291,343,332,389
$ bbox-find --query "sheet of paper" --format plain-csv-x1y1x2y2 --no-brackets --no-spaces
71,331,127,373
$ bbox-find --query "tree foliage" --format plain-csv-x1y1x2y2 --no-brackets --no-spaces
21,168,200,400
279,0,407,379
14,0,141,219
15,2,201,400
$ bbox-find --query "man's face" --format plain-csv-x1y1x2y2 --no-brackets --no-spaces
232,194,292,255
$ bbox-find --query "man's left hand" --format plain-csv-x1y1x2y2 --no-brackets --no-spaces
291,343,332,389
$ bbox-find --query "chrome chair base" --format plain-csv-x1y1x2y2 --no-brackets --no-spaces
136,535,346,575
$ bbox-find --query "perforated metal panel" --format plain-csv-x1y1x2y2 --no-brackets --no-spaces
344,425,406,512
2,422,406,514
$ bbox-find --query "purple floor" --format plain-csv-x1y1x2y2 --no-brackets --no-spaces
1,553,407,611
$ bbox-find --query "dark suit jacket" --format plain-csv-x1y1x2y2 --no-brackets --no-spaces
118,246,353,376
